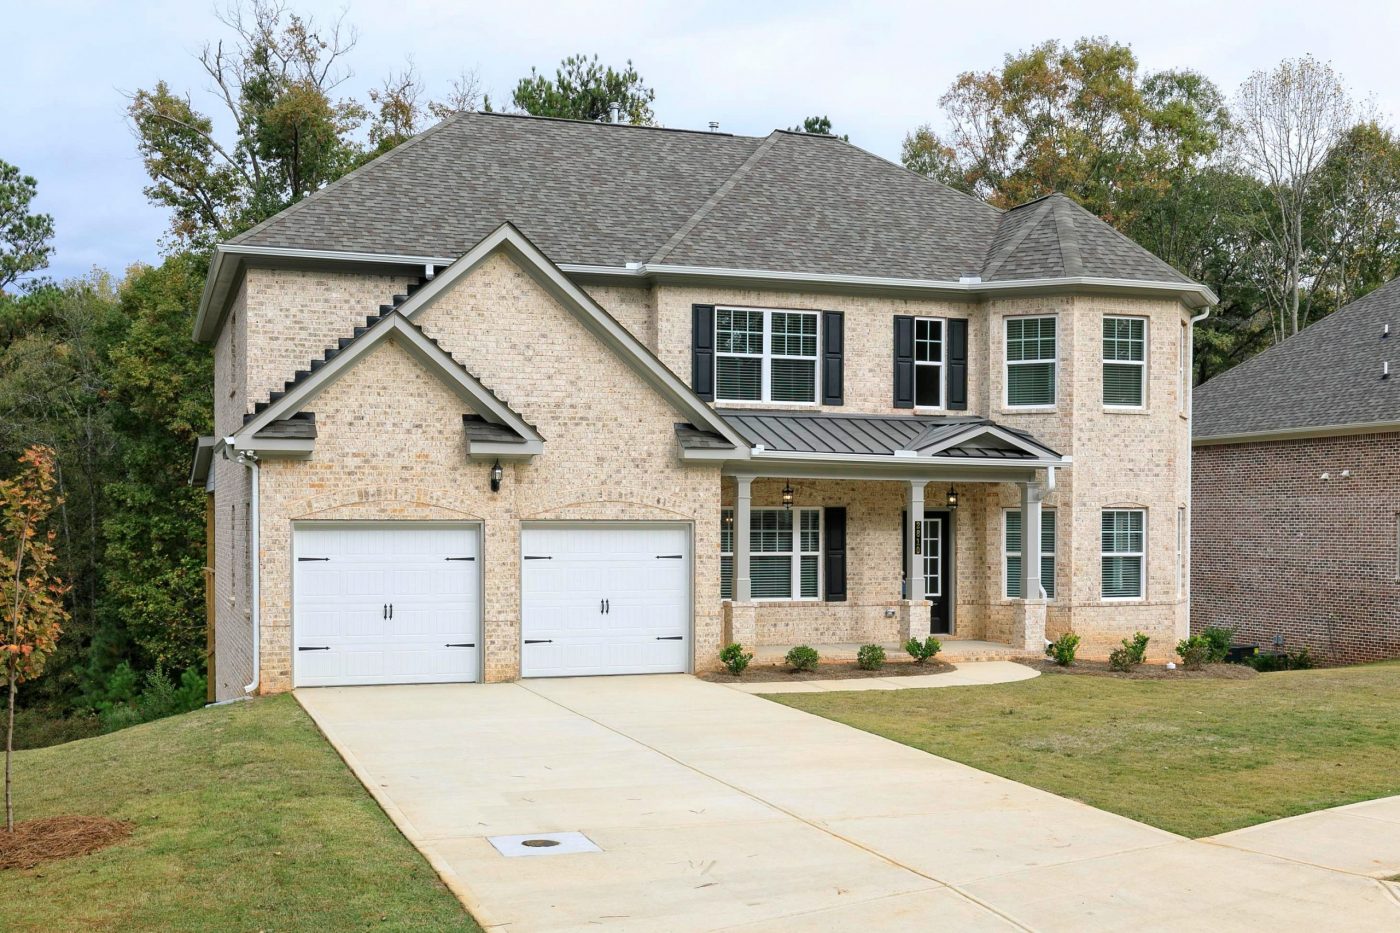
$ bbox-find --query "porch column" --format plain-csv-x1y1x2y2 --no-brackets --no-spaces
734,475,752,603
1020,480,1045,600
906,480,925,602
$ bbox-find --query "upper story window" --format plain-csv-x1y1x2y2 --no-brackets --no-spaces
1005,316,1057,407
915,318,945,408
1103,316,1147,408
715,307,819,403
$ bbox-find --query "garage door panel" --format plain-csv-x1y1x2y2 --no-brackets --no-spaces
521,525,689,678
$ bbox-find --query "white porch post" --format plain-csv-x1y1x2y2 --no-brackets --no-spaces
1020,480,1044,600
906,480,925,602
734,475,753,603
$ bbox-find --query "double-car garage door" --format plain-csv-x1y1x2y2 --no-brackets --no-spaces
292,522,689,687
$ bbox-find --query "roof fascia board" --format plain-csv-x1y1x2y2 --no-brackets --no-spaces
1193,420,1400,446
470,439,544,460
723,460,1043,484
686,446,1068,470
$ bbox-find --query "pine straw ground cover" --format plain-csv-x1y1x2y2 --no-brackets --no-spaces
0,694,479,932
0,816,134,870
1019,658,1258,680
772,660,1400,838
699,657,955,683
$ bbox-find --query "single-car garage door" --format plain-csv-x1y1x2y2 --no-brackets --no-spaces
521,524,690,677
293,523,481,687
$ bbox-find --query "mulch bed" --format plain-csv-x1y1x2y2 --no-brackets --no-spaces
0,815,134,870
1018,658,1258,680
699,658,955,683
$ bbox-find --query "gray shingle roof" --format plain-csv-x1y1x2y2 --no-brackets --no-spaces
701,410,1061,459
229,112,1193,288
1194,278,1400,439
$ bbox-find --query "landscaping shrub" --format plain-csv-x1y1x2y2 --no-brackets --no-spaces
1201,626,1234,663
1047,632,1080,666
9,706,103,750
1176,635,1210,671
98,665,207,733
785,645,820,672
719,642,753,676
1248,647,1316,672
1110,632,1150,672
856,644,886,671
1125,632,1150,665
904,636,942,663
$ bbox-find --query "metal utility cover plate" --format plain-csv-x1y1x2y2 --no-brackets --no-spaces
487,831,601,858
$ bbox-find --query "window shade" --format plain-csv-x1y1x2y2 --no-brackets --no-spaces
1101,557,1142,599
1007,363,1055,406
1103,363,1143,406
751,556,791,599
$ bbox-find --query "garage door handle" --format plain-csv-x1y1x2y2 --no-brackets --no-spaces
298,557,329,562
656,636,684,641
523,555,552,560
445,557,475,561
445,643,475,648
298,646,330,651
524,639,552,645
656,554,683,559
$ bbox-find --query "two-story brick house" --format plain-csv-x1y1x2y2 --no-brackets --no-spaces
189,112,1214,698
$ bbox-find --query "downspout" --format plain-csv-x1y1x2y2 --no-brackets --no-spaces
224,438,261,695
1184,306,1212,617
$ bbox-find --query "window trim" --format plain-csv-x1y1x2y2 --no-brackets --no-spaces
913,316,947,411
1101,508,1147,601
714,306,821,405
1003,314,1058,410
722,506,823,602
1003,508,1057,600
1102,315,1148,410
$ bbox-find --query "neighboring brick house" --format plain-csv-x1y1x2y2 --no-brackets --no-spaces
1192,281,1400,664
189,112,1214,699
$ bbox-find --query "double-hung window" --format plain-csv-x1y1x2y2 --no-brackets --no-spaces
745,508,821,600
1004,510,1056,599
1102,509,1146,599
914,317,945,408
1005,316,1056,407
1103,316,1147,407
715,307,819,403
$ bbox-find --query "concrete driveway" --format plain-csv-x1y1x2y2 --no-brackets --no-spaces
297,675,1400,932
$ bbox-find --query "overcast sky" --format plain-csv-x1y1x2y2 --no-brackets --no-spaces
7,0,1400,283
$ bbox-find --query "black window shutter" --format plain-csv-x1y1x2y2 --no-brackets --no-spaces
821,311,844,405
893,315,915,408
823,507,847,602
947,318,969,411
691,304,715,401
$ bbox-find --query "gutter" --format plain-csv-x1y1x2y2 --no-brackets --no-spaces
223,439,261,695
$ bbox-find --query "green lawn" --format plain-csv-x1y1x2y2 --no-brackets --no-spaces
772,661,1400,838
0,695,479,932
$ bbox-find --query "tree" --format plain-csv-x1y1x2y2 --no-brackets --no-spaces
1232,55,1354,339
0,162,56,292
789,115,847,140
506,54,656,124
1,446,68,830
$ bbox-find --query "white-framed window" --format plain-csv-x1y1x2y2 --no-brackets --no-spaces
914,317,945,408
1176,506,1186,598
1103,316,1147,408
1005,316,1057,407
1004,509,1056,599
1178,321,1189,415
1102,509,1146,600
720,508,734,600
747,507,821,600
715,307,819,403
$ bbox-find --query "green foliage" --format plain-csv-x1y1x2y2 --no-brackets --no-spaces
507,53,656,125
1125,632,1150,665
0,160,56,291
856,644,886,671
1200,626,1234,663
719,642,753,676
1248,647,1316,672
785,645,820,672
6,704,101,750
1107,648,1134,673
97,664,206,733
1176,635,1210,670
1047,632,1081,666
904,636,942,663
789,115,848,140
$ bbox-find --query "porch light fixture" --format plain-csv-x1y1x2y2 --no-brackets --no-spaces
946,486,959,510
781,481,794,510
489,459,503,493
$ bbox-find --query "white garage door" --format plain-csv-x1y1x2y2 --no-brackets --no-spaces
521,524,690,677
293,523,480,687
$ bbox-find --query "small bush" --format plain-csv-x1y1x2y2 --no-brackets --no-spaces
9,706,103,750
1125,632,1150,665
1108,647,1135,673
1248,647,1316,672
785,645,820,672
98,665,207,733
856,644,886,671
1047,632,1080,666
719,642,754,676
904,636,942,663
1200,626,1234,663
1176,635,1210,671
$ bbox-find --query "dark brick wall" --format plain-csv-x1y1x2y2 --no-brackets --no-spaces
1191,432,1400,664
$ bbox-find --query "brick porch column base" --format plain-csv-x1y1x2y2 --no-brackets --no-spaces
1012,600,1048,652
724,602,756,646
898,600,931,643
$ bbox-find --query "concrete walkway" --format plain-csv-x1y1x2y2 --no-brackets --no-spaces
297,676,1400,932
722,659,1039,693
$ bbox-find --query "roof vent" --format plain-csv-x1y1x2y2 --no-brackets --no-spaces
1384,323,1391,338
708,121,720,132
1384,361,1391,380
959,275,982,284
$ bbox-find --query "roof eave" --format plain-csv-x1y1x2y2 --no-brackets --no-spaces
1193,420,1400,446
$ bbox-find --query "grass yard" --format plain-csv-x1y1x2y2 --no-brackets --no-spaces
0,695,480,932
772,661,1400,838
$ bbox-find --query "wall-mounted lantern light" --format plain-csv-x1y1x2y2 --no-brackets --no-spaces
947,486,959,510
781,481,794,510
490,459,503,493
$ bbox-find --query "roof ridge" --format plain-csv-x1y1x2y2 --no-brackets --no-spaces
1049,196,1085,277
982,197,1056,280
648,132,781,264
470,110,744,138
829,135,1006,220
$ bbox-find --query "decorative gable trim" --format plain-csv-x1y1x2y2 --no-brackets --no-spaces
908,423,1064,461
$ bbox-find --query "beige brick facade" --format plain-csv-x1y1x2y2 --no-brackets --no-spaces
211,255,1194,697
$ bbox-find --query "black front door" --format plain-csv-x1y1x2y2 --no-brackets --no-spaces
922,510,952,634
